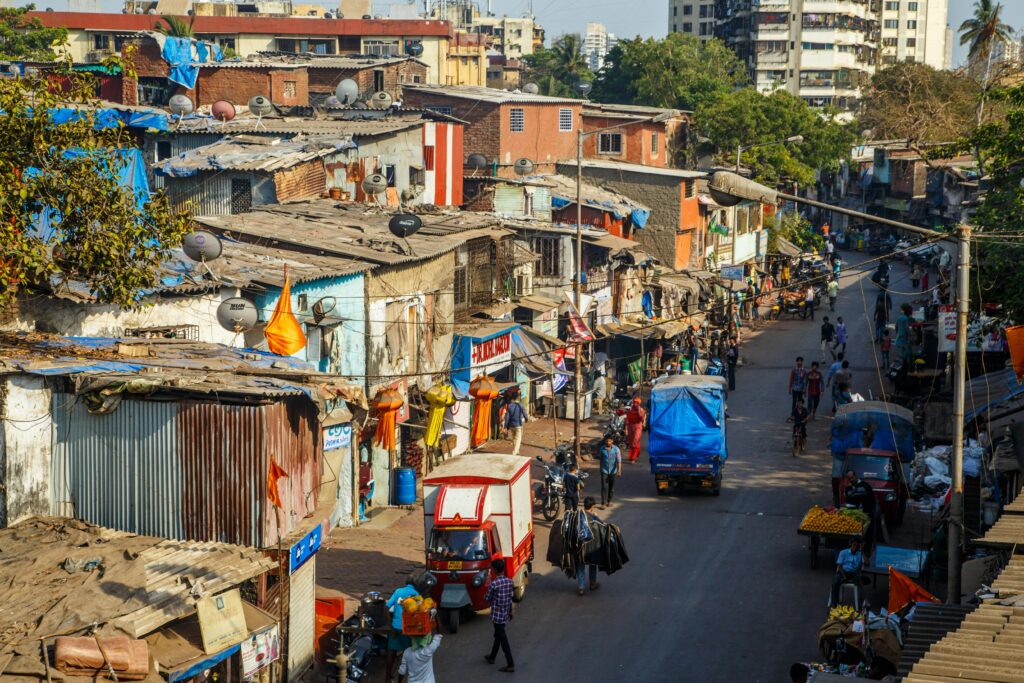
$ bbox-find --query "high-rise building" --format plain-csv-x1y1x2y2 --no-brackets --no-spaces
878,0,949,70
583,22,617,71
668,0,717,40
967,31,1023,78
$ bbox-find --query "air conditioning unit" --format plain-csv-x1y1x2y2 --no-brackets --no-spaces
86,49,112,63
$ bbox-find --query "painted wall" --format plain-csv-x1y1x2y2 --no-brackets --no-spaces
164,170,278,216
255,272,366,380
0,376,52,527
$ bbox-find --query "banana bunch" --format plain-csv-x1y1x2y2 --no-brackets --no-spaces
829,605,859,621
799,506,865,534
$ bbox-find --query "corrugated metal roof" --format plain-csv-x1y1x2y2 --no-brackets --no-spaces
582,102,688,118
991,554,1024,598
175,116,425,138
897,603,975,678
558,159,707,179
1004,496,1024,514
977,513,1024,545
904,603,1024,682
155,135,354,176
195,201,513,266
0,516,275,651
405,83,583,105
533,173,651,215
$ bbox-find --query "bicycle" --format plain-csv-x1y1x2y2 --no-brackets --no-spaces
792,424,806,457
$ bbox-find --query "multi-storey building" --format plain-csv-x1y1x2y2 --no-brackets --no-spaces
668,0,718,40
879,0,949,69
583,22,617,71
967,31,1023,78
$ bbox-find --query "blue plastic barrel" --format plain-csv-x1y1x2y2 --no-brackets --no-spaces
394,467,417,505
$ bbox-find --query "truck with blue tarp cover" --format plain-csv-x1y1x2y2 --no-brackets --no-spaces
647,375,728,495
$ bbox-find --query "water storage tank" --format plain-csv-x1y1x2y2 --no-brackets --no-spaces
394,467,416,505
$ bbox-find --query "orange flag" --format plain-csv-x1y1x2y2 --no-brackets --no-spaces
264,266,307,356
268,457,288,509
1006,326,1024,383
888,567,939,614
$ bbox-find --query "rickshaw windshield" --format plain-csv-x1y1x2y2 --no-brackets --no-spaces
428,529,489,561
845,454,896,482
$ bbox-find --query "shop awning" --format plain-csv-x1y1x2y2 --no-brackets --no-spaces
596,318,698,341
510,328,570,379
450,322,520,395
965,367,1024,422
514,294,560,313
773,237,802,257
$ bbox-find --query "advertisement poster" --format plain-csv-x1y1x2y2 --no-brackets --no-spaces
719,264,745,281
241,626,280,678
937,305,956,353
323,422,352,451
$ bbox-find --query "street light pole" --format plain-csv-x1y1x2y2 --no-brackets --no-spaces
574,127,584,463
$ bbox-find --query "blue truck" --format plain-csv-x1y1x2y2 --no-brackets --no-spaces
648,375,729,496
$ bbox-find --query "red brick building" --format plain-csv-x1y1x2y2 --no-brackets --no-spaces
581,103,691,169
403,84,583,177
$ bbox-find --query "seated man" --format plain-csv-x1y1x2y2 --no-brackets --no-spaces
830,539,863,606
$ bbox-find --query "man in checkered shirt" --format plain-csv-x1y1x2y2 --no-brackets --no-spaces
483,558,515,673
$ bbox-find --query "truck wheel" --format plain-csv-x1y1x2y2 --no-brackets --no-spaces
445,608,460,634
712,473,722,496
513,584,526,602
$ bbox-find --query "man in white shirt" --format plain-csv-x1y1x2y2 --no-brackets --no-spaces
805,284,816,321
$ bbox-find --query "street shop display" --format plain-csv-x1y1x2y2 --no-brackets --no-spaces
797,505,868,569
816,608,902,673
424,383,455,447
372,388,404,451
548,510,630,578
469,375,499,448
908,441,986,512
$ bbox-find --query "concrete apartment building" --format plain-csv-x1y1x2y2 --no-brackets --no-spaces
967,30,1023,78
583,22,617,71
672,0,948,115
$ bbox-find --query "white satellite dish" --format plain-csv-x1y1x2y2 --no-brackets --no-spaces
513,158,535,176
361,173,388,195
216,298,259,332
168,94,194,117
335,78,359,105
247,95,274,116
369,91,393,109
523,82,539,94
182,230,222,261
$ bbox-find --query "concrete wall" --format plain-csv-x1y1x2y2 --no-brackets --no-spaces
582,116,668,168
323,130,422,203
0,376,53,528
6,289,244,346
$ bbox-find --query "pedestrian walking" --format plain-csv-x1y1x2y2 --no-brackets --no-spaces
788,357,807,414
834,316,848,355
806,361,823,420
726,337,739,391
910,264,922,289
502,391,528,456
385,579,420,681
576,497,601,596
831,361,853,415
874,289,892,343
921,269,929,292
895,303,913,364
598,436,622,506
805,283,816,320
826,278,838,312
624,397,645,463
563,463,582,511
399,633,443,683
592,373,607,414
782,262,791,287
820,317,836,363
880,330,892,367
484,558,515,673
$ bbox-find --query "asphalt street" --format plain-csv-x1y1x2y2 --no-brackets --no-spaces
429,251,916,682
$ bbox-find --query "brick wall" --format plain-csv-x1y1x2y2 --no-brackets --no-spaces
306,60,428,101
497,102,579,168
273,160,327,201
582,116,668,168
403,91,501,164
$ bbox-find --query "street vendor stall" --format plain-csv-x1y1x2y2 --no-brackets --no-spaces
798,505,870,568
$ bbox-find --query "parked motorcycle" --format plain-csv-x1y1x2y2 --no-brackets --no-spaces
603,409,627,446
705,357,726,377
535,456,567,521
332,593,389,683
337,631,374,683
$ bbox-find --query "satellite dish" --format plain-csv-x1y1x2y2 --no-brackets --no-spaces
335,78,359,105
389,213,422,238
323,11,332,18
168,94,194,117
513,158,534,176
247,95,273,116
574,81,593,96
211,100,235,121
182,230,223,261
351,100,368,109
311,296,336,324
361,173,388,195
369,91,394,109
523,82,539,94
406,40,424,57
324,95,341,108
466,153,489,170
216,298,259,333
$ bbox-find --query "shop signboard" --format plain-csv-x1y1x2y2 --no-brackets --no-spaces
719,264,745,281
323,422,352,452
241,626,280,678
733,232,757,264
470,332,512,377
289,522,323,574
938,305,956,353
196,589,248,654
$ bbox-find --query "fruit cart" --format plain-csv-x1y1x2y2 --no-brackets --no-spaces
797,506,869,569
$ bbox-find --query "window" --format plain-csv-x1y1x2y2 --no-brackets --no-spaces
673,5,678,16
427,105,453,116
651,132,659,156
882,37,898,47
373,69,385,92
363,39,401,56
699,22,709,36
907,19,917,29
673,23,678,32
156,141,171,161
276,37,336,54
92,33,110,50
598,132,622,154
230,178,252,215
883,19,898,28
531,237,561,277
907,1,918,9
283,81,296,97
699,4,709,17
558,108,573,132
454,267,468,306
684,179,696,198
509,107,525,132
884,1,899,9
905,37,917,47
683,4,691,14
683,22,692,32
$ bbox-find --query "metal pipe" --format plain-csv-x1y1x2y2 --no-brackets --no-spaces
947,225,971,604
574,128,584,462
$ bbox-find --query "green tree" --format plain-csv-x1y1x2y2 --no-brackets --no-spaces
523,33,592,97
959,0,1013,123
155,15,195,38
0,5,67,61
859,63,988,143
0,70,190,309
766,212,823,254
591,34,748,112
696,88,855,185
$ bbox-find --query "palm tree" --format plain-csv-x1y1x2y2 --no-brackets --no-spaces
959,0,1012,123
155,15,195,38
549,34,590,85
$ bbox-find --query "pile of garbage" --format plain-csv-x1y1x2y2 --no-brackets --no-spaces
909,440,987,511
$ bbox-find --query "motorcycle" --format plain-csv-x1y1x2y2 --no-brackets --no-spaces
603,409,627,446
333,593,390,683
535,456,567,521
337,632,374,683
705,357,726,377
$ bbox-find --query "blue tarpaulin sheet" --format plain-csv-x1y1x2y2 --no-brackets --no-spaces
450,324,520,397
631,208,650,228
830,401,915,476
648,377,727,467
50,106,168,132
551,196,571,209
162,36,200,89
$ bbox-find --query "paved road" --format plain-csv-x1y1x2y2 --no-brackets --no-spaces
429,251,911,682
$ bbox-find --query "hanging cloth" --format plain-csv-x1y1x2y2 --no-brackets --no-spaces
372,388,404,452
641,290,654,319
424,383,455,447
264,266,307,356
1007,325,1024,383
469,376,498,448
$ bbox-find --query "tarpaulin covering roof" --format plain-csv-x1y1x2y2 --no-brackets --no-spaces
173,111,430,137
537,174,651,226
830,401,915,462
50,102,168,131
0,517,274,655
510,327,569,379
965,367,1024,421
155,135,355,177
648,375,728,463
405,83,583,105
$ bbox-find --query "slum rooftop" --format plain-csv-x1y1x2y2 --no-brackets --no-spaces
172,112,433,138
154,135,355,176
582,101,691,119
404,83,584,105
558,158,707,179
